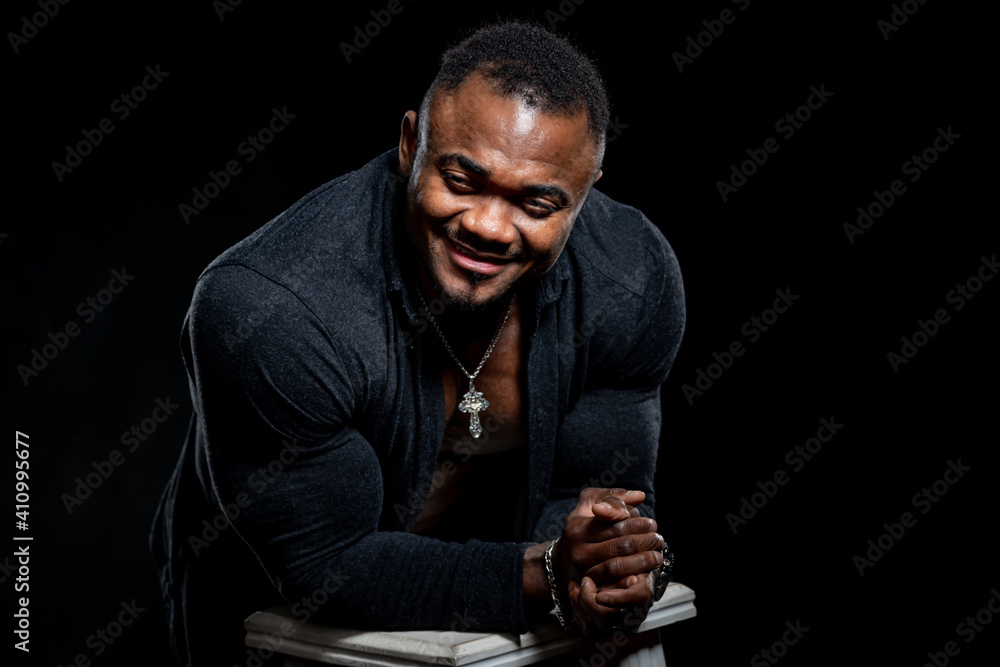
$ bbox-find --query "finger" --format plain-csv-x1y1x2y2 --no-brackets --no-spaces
578,532,664,572
578,576,629,630
596,576,637,594
569,577,598,634
594,575,655,610
576,488,645,511
581,517,658,543
597,574,639,593
582,550,662,584
577,487,627,507
622,489,646,506
592,497,633,522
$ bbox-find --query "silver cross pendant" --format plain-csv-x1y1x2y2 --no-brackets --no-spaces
458,382,489,438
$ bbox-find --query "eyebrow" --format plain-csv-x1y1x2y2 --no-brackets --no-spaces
438,152,572,208
440,152,490,178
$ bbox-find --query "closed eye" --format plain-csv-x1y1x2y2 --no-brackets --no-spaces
521,199,558,218
443,172,478,193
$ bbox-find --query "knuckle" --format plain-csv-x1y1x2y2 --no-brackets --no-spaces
603,559,623,579
606,522,627,538
614,536,637,557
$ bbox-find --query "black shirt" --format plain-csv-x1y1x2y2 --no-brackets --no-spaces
151,149,685,664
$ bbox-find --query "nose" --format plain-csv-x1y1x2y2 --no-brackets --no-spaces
458,197,517,248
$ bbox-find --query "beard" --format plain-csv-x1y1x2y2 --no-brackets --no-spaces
404,199,526,313
416,227,519,313
433,267,511,314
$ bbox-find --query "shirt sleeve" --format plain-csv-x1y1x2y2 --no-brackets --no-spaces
534,223,686,539
187,264,531,632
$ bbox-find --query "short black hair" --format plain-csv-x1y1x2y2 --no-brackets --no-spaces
420,21,610,163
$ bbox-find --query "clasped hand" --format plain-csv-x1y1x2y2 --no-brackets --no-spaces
552,487,664,636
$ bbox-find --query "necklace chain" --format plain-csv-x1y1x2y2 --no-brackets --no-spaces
413,287,513,381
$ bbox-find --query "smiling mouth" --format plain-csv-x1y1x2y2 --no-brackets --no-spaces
447,240,513,276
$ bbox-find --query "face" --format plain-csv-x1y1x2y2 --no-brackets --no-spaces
398,73,602,310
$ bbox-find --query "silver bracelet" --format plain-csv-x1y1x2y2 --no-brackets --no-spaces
544,538,574,629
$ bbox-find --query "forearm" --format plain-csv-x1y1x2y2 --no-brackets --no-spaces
282,531,532,632
209,427,536,632
522,541,550,600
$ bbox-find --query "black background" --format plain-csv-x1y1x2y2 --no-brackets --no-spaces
3,0,995,665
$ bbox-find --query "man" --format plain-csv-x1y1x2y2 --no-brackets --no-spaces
151,21,685,666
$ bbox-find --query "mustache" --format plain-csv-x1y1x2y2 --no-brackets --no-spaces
444,227,524,262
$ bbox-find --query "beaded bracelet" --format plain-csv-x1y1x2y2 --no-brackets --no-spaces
653,541,675,601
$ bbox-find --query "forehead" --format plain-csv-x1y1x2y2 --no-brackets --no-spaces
424,74,598,191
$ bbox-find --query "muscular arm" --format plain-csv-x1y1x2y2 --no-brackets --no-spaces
528,213,686,633
188,266,534,632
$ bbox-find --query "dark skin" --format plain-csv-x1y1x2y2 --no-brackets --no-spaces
397,73,663,635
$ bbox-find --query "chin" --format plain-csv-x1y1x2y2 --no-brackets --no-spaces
435,268,515,313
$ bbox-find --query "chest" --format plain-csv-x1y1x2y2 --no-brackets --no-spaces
438,305,526,455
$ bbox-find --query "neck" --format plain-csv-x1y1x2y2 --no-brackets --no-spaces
413,261,513,337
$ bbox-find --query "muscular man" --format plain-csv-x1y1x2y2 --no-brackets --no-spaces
151,21,685,666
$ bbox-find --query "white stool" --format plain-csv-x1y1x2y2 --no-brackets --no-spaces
245,582,696,666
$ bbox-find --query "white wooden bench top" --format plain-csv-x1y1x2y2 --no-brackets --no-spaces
245,581,696,666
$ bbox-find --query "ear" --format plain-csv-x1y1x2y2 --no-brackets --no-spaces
398,110,419,177
593,168,603,185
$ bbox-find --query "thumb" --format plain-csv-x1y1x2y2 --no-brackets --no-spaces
592,497,633,521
